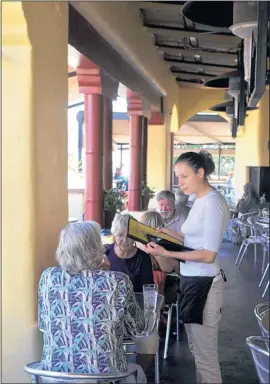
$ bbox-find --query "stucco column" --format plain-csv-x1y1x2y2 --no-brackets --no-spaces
2,2,68,382
141,117,148,184
76,110,84,173
84,93,104,224
127,90,150,211
147,111,170,194
129,115,143,210
103,97,113,190
77,57,104,225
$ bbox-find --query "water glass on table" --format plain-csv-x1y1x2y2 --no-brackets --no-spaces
143,284,158,313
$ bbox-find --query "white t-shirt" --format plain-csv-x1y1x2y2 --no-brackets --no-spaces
181,189,230,277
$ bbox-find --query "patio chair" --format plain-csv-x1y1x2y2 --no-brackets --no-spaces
24,362,138,383
259,261,270,299
246,336,270,383
235,217,267,268
231,210,259,245
254,303,270,337
161,272,182,359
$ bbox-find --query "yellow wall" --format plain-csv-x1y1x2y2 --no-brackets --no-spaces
176,88,225,130
147,125,168,193
2,2,68,382
234,89,270,198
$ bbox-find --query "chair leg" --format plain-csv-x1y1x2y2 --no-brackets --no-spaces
155,350,159,384
163,305,173,359
262,281,269,298
176,300,180,342
259,263,269,287
237,244,249,268
235,242,245,265
262,247,266,274
31,375,39,384
234,225,240,245
254,244,257,265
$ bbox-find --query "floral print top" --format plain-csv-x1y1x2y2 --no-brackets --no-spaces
38,267,144,373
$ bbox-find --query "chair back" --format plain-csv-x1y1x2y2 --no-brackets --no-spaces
261,311,270,337
254,303,270,337
246,337,269,383
25,362,137,383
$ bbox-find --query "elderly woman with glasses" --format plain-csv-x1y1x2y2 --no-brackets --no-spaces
38,221,146,383
106,213,158,373
106,213,154,292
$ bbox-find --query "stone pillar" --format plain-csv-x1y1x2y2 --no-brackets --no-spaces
127,90,150,211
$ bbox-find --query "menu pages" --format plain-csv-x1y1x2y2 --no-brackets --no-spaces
127,216,193,258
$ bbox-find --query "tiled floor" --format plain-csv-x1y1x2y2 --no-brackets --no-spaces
147,240,269,383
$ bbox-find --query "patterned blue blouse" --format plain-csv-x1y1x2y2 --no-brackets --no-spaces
38,267,144,374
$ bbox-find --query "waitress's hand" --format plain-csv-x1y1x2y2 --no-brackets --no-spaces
145,242,167,257
156,227,184,243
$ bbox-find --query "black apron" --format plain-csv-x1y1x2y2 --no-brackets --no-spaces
179,270,227,325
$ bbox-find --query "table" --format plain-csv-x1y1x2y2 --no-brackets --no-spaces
261,311,269,336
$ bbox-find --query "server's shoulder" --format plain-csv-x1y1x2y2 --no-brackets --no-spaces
206,190,229,210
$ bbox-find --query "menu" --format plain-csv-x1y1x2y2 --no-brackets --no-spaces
127,216,193,260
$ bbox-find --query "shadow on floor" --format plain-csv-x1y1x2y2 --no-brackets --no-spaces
147,241,268,383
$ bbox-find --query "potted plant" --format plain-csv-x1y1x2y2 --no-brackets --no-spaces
103,189,124,229
141,181,155,210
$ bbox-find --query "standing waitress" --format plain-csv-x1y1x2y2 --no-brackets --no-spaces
145,151,229,384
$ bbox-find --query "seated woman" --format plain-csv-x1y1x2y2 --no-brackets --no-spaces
106,213,157,373
38,221,146,382
106,213,154,292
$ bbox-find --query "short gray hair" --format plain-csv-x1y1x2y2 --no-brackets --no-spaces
111,213,130,235
175,189,189,205
140,211,165,228
156,190,175,203
56,221,105,273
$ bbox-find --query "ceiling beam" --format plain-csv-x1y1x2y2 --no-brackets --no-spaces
186,122,223,144
135,2,183,12
172,71,214,80
146,26,241,45
166,60,236,73
156,45,238,61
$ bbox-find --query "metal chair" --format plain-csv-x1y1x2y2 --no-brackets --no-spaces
254,303,270,337
259,262,270,299
24,362,137,383
235,217,266,268
246,336,270,383
231,210,259,245
163,273,180,360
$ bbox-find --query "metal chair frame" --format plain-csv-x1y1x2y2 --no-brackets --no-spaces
24,362,137,383
246,336,270,383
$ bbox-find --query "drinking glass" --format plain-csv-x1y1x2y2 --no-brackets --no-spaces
143,284,158,313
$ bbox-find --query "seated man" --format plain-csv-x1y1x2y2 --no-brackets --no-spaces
156,190,189,233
